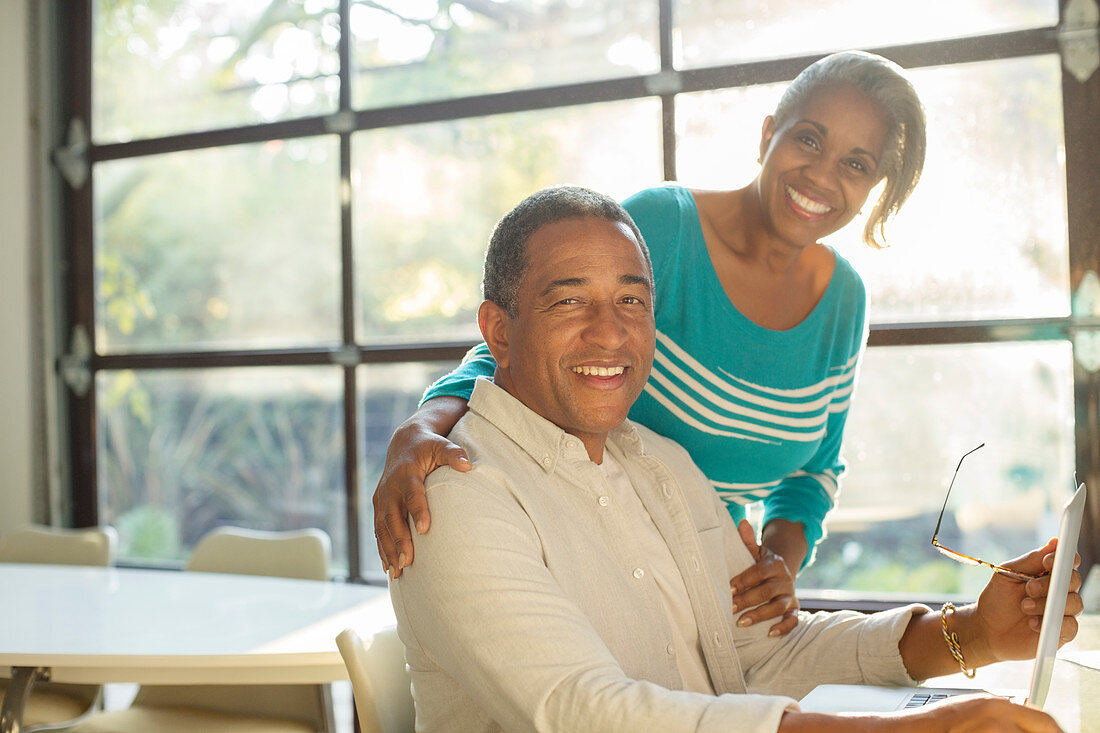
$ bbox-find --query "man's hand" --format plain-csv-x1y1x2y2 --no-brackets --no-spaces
966,538,1083,666
780,694,1064,732
373,397,470,579
733,519,800,637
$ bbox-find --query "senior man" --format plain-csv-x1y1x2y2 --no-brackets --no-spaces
389,185,1077,732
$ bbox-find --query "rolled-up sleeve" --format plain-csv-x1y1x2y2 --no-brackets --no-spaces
736,605,929,701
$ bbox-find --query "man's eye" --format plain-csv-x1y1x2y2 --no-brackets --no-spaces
621,296,645,305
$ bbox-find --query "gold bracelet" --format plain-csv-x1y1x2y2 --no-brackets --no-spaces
940,602,975,678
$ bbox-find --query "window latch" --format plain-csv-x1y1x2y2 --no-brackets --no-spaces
59,324,92,397
53,118,90,190
1059,0,1100,83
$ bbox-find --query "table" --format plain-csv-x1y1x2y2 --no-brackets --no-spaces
924,614,1100,733
0,563,394,733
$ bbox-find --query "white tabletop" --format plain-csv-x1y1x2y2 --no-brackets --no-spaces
0,563,394,685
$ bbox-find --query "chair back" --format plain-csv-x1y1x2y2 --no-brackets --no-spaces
132,526,336,731
186,526,331,580
337,627,414,733
0,525,117,566
0,525,115,726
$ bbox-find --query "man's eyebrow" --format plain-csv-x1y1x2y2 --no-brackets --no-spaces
797,119,879,165
538,273,652,298
539,277,587,297
621,273,652,288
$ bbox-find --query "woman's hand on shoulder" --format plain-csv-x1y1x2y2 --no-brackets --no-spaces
373,397,471,579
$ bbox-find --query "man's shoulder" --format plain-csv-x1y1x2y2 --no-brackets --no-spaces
618,421,712,490
425,406,537,498
625,420,693,460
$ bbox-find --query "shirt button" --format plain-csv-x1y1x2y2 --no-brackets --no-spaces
542,455,552,467
633,568,645,580
661,484,672,498
665,643,675,655
713,632,723,648
598,496,610,507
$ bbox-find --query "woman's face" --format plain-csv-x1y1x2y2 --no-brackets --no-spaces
756,82,888,248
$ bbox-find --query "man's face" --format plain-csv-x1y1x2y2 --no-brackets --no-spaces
480,215,655,457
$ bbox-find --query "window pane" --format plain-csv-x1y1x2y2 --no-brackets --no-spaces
675,56,1068,322
357,361,456,576
95,137,341,353
798,341,1075,598
842,56,1069,322
675,0,1058,69
97,367,348,573
352,99,662,343
350,0,659,110
92,0,340,143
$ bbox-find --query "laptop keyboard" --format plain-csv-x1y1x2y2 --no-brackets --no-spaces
904,692,952,708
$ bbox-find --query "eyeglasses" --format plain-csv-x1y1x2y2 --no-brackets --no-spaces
931,443,1040,582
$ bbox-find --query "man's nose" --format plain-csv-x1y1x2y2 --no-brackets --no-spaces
582,302,629,349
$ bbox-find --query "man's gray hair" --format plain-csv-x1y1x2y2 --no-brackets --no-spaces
775,50,927,249
482,185,652,318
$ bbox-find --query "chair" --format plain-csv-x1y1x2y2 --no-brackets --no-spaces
0,525,117,567
0,524,118,732
69,527,335,733
336,627,414,733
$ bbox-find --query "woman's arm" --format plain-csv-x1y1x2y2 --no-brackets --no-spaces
374,344,498,577
373,396,470,578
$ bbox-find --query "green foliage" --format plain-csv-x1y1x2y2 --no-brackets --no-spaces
116,504,182,563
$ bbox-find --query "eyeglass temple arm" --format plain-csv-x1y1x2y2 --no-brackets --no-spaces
931,442,986,542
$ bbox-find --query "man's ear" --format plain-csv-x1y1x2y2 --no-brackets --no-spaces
759,115,776,163
478,299,511,369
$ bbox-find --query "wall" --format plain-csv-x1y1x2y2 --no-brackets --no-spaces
0,0,36,534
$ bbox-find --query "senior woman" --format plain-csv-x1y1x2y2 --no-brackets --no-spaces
373,50,927,637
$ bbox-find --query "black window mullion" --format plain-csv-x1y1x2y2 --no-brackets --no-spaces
337,0,361,580
1060,0,1100,578
59,0,97,528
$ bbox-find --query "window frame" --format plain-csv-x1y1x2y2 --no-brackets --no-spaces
52,0,1100,595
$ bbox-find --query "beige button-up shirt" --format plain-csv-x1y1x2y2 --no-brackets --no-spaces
390,378,926,732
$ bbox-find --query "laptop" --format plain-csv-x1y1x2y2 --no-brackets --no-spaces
799,482,1086,714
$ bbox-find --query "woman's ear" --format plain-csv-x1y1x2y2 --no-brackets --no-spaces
758,115,776,164
478,299,511,369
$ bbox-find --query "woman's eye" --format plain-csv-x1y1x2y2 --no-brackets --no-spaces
845,158,870,174
796,133,820,149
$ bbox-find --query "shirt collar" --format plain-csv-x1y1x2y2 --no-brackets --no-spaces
467,377,647,472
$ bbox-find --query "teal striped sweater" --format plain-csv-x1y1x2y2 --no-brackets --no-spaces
422,185,868,567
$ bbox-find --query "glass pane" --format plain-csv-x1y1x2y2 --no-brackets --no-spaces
97,367,348,573
675,56,1068,322
798,341,1075,598
350,0,659,110
675,0,1058,69
352,99,662,343
841,56,1068,322
357,361,457,577
95,137,341,353
92,0,340,143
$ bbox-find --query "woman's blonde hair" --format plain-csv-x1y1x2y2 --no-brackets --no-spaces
774,51,927,248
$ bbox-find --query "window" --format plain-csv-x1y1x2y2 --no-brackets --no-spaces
55,1,1099,593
